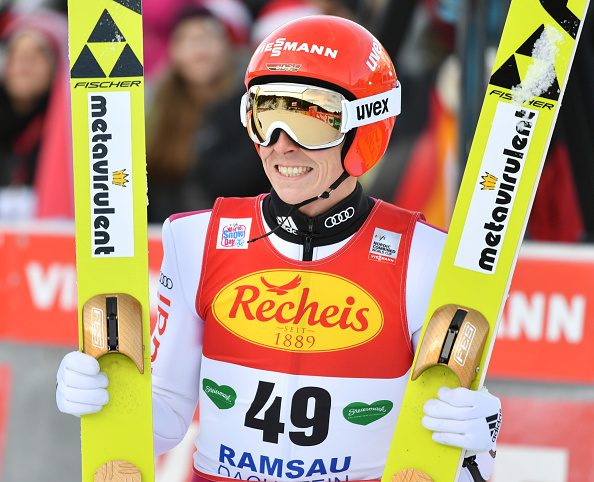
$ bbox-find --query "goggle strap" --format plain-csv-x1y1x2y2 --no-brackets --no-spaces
341,83,401,133
240,93,248,127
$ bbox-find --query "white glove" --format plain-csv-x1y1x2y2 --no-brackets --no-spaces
422,386,501,455
56,351,109,417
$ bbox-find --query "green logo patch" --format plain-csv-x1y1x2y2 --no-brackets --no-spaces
202,379,236,409
343,400,393,426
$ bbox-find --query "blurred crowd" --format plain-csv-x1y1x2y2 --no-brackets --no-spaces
0,0,592,242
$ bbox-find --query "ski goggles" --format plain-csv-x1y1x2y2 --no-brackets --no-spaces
240,82,401,150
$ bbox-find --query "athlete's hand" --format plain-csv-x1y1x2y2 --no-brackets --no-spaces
56,351,109,417
422,386,501,454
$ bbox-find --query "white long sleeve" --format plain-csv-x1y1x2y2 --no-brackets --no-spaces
151,212,210,455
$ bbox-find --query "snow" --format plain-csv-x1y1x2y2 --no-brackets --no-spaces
511,25,564,105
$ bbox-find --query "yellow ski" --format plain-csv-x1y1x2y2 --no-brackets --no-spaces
67,0,154,480
383,0,590,480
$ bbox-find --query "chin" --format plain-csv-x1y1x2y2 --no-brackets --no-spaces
275,189,311,206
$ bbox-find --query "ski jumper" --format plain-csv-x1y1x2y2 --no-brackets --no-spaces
193,194,422,481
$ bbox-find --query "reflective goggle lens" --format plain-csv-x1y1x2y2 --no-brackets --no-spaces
244,83,345,149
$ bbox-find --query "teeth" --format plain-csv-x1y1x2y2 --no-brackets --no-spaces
277,165,312,177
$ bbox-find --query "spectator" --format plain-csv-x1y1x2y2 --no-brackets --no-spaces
145,2,269,223
250,0,323,45
143,0,252,80
0,9,73,220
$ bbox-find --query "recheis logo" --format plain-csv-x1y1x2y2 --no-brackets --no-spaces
261,274,301,295
217,218,252,249
212,269,383,352
454,103,538,274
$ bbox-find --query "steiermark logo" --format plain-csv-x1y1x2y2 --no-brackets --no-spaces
343,400,393,426
203,379,237,410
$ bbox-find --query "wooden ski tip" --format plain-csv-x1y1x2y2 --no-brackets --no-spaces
391,469,434,482
94,460,141,481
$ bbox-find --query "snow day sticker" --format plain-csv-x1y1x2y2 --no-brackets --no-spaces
216,218,252,249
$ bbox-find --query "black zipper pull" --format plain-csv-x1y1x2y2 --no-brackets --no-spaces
302,217,315,261
303,235,313,261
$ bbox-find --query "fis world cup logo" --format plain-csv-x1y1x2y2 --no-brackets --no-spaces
369,228,401,265
217,218,252,249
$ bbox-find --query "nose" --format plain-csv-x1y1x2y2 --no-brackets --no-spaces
272,130,299,153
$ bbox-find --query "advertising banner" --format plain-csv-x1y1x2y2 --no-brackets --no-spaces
1,225,593,383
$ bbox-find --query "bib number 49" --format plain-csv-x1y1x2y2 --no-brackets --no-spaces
245,381,331,446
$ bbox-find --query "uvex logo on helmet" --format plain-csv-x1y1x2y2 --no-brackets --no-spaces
212,270,384,352
366,40,382,71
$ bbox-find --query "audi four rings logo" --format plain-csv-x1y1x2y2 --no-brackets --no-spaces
324,207,355,228
159,272,173,289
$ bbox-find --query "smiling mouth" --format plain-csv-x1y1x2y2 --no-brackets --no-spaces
276,165,312,177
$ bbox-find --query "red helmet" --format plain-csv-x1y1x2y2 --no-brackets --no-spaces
244,15,399,177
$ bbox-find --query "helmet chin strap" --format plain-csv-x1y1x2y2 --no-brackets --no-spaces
248,169,351,243
291,169,351,210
